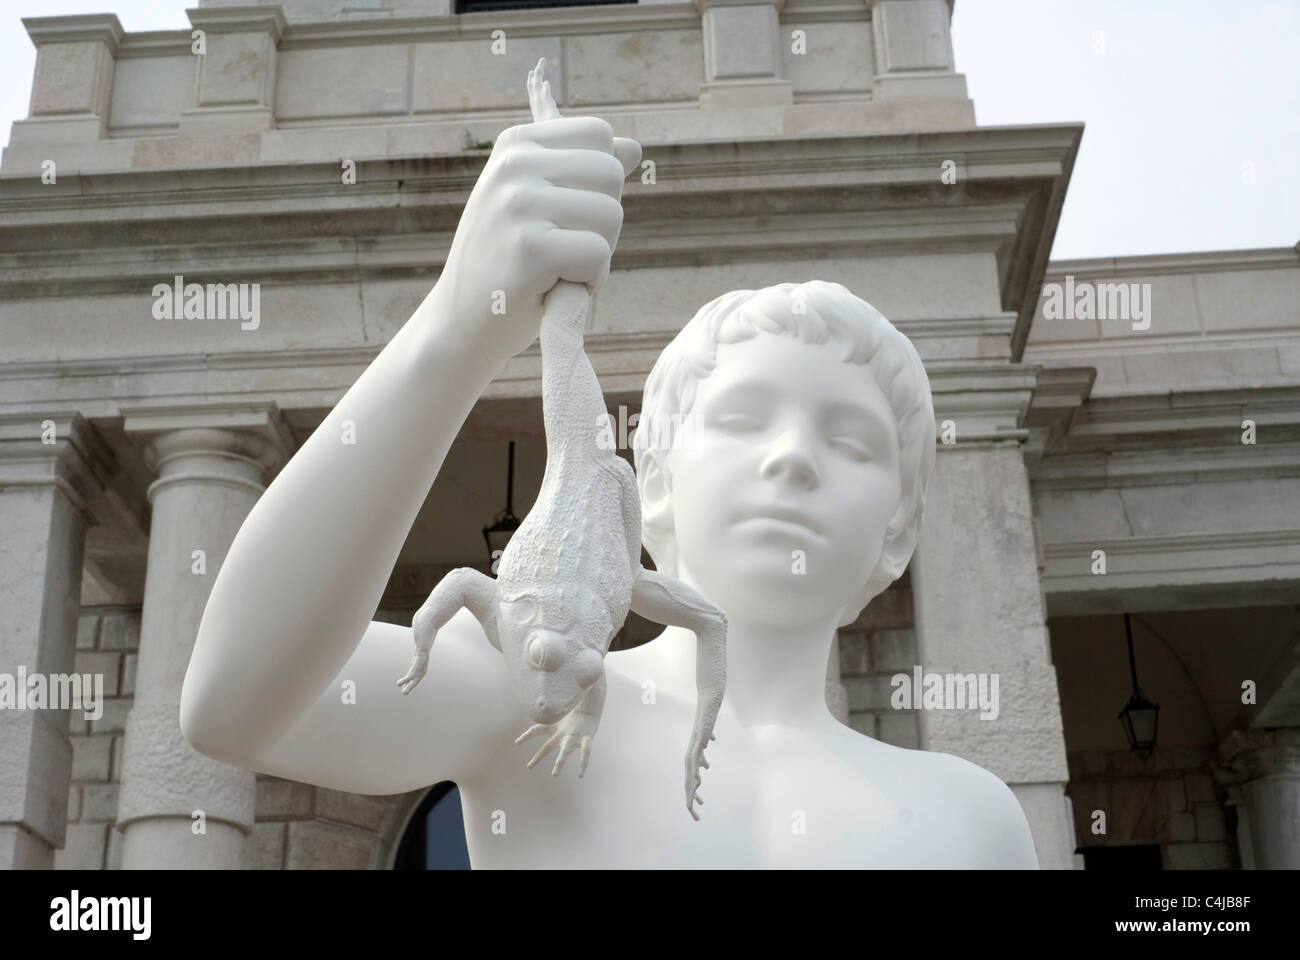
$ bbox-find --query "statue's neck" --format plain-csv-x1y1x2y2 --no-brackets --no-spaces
652,614,842,731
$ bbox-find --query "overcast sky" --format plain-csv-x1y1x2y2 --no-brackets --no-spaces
2,0,1296,261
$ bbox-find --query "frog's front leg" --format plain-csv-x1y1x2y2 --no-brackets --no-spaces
629,567,727,821
515,672,607,777
397,567,500,695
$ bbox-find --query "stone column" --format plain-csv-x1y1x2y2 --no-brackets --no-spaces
8,14,121,147
1218,728,1300,869
910,428,1075,869
180,4,286,136
115,406,290,869
695,0,794,107
0,414,113,868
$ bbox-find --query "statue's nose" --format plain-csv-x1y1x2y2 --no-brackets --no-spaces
526,633,566,672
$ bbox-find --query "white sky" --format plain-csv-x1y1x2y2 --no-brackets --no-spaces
2,0,1296,260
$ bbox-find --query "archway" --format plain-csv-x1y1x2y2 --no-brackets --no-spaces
392,781,471,870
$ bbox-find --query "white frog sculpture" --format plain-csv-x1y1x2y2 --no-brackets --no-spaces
397,59,727,821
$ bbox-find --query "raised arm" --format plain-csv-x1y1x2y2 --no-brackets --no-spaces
180,109,640,788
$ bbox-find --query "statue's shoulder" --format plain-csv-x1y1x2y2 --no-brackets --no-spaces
923,750,1040,867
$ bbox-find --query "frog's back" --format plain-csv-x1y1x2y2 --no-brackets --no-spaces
496,454,634,621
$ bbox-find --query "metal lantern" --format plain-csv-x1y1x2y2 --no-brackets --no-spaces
482,441,521,570
1117,613,1160,759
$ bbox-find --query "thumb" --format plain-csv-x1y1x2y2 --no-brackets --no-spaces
613,137,642,180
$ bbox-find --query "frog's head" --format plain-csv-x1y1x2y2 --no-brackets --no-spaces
498,594,604,723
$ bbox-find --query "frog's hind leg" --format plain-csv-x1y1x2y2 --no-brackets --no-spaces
628,567,727,821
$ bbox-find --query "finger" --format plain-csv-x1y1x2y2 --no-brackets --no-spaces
701,754,709,770
694,792,703,806
534,186,623,250
538,226,611,288
577,736,591,777
527,732,561,769
613,137,642,179
553,737,580,776
513,115,614,154
532,148,627,197
515,723,550,744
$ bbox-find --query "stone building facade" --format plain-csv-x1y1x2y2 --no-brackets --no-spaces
1,0,1296,870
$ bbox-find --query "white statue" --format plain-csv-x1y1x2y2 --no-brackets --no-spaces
180,60,1040,867
397,61,727,821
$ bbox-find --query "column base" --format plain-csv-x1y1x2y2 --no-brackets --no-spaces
0,823,55,870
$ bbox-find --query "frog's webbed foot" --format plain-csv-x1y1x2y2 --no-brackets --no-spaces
515,672,607,777
629,566,727,821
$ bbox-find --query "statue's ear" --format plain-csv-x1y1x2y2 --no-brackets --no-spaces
637,449,672,526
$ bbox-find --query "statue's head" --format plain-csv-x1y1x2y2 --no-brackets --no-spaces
632,281,935,629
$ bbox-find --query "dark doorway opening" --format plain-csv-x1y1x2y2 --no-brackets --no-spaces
1080,844,1164,870
393,781,471,870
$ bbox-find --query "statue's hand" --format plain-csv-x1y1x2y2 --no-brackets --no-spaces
435,95,641,361
395,648,429,695
514,673,606,777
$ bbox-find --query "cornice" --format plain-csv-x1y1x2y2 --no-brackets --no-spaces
1045,244,1300,281
1041,527,1300,616
0,126,1081,303
1031,440,1300,490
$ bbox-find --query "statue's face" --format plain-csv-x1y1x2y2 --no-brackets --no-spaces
666,332,902,627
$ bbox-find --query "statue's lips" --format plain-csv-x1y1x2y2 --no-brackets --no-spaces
732,506,824,536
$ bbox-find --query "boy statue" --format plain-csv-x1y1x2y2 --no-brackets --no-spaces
180,97,1040,868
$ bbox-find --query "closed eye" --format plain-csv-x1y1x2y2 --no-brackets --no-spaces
831,436,871,459
714,413,763,431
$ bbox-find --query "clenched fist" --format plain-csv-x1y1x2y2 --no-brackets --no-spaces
435,108,641,360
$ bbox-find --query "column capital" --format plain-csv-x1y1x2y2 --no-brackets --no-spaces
0,412,116,522
1217,728,1300,782
121,402,294,499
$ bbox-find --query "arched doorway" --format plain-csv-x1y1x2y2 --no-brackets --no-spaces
392,781,471,870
